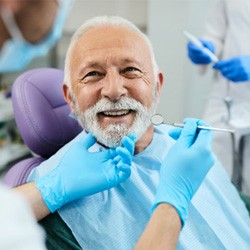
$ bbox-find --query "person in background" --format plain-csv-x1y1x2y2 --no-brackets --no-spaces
186,0,250,195
0,0,71,73
0,0,71,249
0,182,46,250
17,15,250,249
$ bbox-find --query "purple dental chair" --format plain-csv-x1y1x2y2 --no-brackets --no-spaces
3,68,82,187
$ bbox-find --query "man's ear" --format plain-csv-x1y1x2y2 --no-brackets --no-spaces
156,71,164,102
62,83,75,114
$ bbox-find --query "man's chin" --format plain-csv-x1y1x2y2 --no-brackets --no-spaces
91,124,129,148
94,133,124,148
98,138,123,148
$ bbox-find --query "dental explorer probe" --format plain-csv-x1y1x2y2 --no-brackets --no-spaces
171,122,235,133
151,114,235,133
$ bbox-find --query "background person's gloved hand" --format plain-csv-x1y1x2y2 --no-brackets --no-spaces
187,39,215,64
213,55,250,82
152,118,215,225
35,133,136,213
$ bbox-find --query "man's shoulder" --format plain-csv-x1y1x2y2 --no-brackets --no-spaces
28,130,87,180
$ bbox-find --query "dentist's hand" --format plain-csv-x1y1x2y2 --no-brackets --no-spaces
213,55,250,82
187,39,215,64
152,118,215,225
35,133,136,212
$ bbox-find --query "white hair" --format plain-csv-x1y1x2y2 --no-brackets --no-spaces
64,15,159,90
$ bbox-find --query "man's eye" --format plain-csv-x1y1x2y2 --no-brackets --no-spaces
82,71,104,80
80,71,104,84
85,71,99,77
122,67,138,73
121,67,142,78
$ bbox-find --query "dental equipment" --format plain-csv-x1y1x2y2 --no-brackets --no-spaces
183,30,219,63
223,80,233,124
151,114,235,133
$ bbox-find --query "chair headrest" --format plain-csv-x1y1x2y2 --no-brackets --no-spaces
12,68,82,158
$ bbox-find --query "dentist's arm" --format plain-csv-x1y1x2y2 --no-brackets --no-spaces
14,133,135,221
14,182,50,221
135,203,181,250
135,118,215,249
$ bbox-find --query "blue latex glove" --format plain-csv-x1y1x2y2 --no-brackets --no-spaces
187,39,215,64
152,118,215,225
213,55,250,82
35,133,136,212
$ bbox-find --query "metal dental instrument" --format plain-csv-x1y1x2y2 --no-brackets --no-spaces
151,114,235,133
223,80,233,124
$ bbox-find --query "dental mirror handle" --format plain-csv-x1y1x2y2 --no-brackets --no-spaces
172,123,235,133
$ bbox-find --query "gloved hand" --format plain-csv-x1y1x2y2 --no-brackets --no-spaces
187,39,215,64
213,55,250,82
35,133,136,212
152,118,215,225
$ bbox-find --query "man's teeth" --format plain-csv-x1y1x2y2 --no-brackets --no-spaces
103,110,130,116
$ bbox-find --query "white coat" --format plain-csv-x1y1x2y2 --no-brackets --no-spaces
0,184,46,249
202,0,250,194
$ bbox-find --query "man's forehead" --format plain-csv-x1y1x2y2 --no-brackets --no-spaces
75,25,148,51
70,25,152,70
78,56,145,71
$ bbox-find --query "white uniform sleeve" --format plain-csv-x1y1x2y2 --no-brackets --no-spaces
0,184,46,250
203,0,227,57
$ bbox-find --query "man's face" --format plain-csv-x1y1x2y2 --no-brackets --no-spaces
65,26,163,148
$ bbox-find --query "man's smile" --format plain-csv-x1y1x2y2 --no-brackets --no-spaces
98,109,135,125
100,109,131,116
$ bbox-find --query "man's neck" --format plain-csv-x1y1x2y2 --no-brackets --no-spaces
134,125,154,154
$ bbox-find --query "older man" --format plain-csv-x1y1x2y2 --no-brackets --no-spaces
17,16,250,249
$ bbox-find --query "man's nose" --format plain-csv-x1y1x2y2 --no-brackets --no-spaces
101,71,127,101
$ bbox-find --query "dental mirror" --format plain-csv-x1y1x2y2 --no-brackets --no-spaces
151,114,235,133
150,113,164,125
